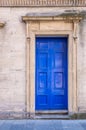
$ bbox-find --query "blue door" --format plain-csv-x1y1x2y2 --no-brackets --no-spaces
35,37,68,110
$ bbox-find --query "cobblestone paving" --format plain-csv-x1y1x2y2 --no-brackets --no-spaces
0,120,86,130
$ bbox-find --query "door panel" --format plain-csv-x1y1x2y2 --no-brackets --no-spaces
35,37,68,110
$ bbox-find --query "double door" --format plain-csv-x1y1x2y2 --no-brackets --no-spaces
35,37,68,110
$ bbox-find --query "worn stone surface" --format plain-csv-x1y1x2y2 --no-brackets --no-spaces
26,10,86,17
77,18,86,112
0,120,85,130
0,7,86,116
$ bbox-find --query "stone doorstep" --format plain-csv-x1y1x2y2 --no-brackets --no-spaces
0,112,70,120
0,112,86,119
34,114,70,120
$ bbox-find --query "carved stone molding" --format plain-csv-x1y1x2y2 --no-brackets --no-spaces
22,10,85,23
0,0,86,7
22,13,83,114
22,15,83,23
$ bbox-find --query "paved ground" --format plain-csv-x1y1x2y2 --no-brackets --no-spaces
0,120,86,130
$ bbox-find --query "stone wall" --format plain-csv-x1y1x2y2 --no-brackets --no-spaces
0,7,86,116
78,18,86,112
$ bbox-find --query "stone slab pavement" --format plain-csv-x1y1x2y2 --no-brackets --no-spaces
0,120,86,130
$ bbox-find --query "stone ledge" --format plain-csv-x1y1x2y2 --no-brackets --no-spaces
0,112,30,119
70,113,86,119
22,11,85,22
0,112,86,119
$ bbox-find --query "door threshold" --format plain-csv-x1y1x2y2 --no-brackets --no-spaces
35,110,69,119
35,113,69,120
35,110,68,115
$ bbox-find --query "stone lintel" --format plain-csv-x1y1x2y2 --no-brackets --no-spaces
22,11,85,22
22,16,83,22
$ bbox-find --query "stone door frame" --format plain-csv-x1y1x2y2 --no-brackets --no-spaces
22,15,82,117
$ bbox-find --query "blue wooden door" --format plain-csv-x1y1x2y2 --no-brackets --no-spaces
35,37,68,110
